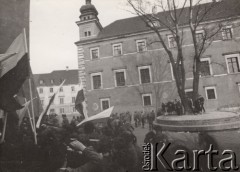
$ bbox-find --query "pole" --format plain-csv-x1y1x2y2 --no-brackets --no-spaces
29,78,37,144
25,98,34,134
0,112,8,144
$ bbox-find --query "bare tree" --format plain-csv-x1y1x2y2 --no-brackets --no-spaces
127,0,239,114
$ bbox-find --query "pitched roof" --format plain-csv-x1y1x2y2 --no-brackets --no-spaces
77,0,240,44
33,69,79,87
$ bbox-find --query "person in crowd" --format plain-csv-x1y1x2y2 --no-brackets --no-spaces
65,140,103,172
148,110,155,131
134,111,138,128
175,99,183,115
161,103,167,115
141,111,145,128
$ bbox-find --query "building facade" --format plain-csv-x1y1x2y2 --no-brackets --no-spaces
34,69,80,116
76,0,240,115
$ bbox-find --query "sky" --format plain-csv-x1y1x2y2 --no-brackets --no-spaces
30,0,211,74
30,0,135,74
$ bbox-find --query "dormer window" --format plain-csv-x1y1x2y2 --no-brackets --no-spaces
84,31,91,37
39,80,44,84
50,79,54,84
148,20,160,28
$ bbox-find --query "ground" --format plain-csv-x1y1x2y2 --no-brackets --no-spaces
133,124,150,146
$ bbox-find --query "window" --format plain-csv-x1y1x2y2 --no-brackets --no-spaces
138,66,151,84
39,88,43,94
200,58,212,76
136,40,147,52
91,72,102,90
50,109,55,113
195,30,204,43
149,20,160,27
90,47,99,59
100,98,110,110
72,97,76,103
40,99,44,105
73,107,76,112
71,86,75,92
114,69,126,87
112,43,122,56
205,87,217,100
142,94,152,106
222,26,233,40
60,87,63,92
225,54,240,74
39,80,44,84
60,97,64,104
168,35,177,48
84,30,91,37
50,87,53,93
60,108,65,114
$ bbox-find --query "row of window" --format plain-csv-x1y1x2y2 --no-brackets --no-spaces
91,65,152,90
90,39,147,60
39,78,64,85
41,97,76,106
39,86,76,94
89,26,234,60
90,54,240,90
49,107,77,114
102,84,240,110
99,93,152,111
168,26,233,48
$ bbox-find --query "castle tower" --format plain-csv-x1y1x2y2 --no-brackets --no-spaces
76,0,102,41
76,0,102,89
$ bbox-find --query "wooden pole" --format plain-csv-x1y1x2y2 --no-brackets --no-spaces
25,98,34,133
0,112,8,144
29,78,37,144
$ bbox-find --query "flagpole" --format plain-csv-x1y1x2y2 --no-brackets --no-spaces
0,112,8,144
29,78,37,144
24,98,34,134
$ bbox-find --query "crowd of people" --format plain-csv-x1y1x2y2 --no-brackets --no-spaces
0,97,206,172
159,95,205,116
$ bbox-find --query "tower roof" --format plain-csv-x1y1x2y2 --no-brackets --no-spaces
80,0,98,16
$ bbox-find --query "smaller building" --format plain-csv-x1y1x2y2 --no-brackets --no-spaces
33,69,80,116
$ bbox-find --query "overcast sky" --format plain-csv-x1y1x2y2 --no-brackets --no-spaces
30,0,211,74
30,0,135,74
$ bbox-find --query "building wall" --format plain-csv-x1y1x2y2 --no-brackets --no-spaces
77,18,240,115
37,84,80,115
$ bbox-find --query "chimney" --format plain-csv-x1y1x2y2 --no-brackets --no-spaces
66,66,69,71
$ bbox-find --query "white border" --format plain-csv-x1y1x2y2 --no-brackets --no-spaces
100,98,110,111
225,53,240,74
136,39,147,52
112,43,122,56
138,65,152,84
142,93,152,106
114,69,126,87
90,47,99,60
91,72,102,90
205,86,217,100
